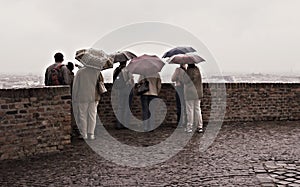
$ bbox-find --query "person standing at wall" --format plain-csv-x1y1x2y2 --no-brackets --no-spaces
66,62,78,137
113,61,134,129
171,64,187,128
66,62,75,87
44,52,71,86
183,64,204,133
72,66,104,140
138,73,161,132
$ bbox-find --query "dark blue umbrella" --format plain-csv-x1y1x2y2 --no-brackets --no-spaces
162,46,196,58
112,51,137,63
167,54,205,64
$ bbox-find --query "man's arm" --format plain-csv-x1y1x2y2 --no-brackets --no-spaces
171,68,179,82
62,66,70,85
44,68,49,86
157,74,162,94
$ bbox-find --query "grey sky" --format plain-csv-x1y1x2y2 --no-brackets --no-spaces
1,0,299,76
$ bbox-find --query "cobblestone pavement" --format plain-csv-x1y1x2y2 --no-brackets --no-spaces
0,121,299,186
254,161,300,186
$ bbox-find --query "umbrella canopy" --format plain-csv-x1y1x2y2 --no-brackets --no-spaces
112,51,137,63
167,54,205,64
75,48,113,70
126,54,165,75
162,46,196,58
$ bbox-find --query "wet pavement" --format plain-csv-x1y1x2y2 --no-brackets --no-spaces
0,121,299,186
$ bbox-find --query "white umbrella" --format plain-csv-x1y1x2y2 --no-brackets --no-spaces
75,48,114,70
167,53,205,64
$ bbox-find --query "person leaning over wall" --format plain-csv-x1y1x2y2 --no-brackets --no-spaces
72,66,105,140
138,73,162,132
182,64,204,133
66,62,75,87
171,64,187,128
113,61,134,130
44,52,71,86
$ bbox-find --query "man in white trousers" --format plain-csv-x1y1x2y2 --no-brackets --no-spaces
72,67,104,140
182,64,204,133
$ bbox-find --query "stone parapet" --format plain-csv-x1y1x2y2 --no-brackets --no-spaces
0,86,71,160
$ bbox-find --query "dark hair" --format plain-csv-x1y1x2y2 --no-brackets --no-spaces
119,61,126,66
66,62,74,71
188,64,196,68
54,52,64,62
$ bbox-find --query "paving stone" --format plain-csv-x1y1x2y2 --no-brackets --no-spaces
269,174,278,178
264,161,278,170
273,171,286,175
288,164,297,167
275,175,287,180
285,173,297,177
287,183,300,187
261,183,275,187
277,168,288,172
285,166,297,171
277,180,292,185
285,178,297,182
277,163,287,167
255,169,267,173
0,121,299,186
256,174,273,183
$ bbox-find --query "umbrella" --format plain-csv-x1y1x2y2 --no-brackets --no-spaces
167,54,205,64
112,51,137,63
162,46,196,58
75,48,113,70
126,54,165,75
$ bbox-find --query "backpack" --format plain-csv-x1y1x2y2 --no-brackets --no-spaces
49,64,64,85
113,67,126,89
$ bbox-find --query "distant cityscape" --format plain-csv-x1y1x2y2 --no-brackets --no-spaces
0,73,299,89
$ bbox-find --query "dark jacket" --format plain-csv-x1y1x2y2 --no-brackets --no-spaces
72,67,103,102
182,66,203,100
44,63,71,86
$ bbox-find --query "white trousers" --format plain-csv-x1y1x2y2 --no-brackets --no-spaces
74,101,98,136
186,99,203,130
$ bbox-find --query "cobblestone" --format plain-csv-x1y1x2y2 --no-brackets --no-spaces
254,157,300,186
0,121,299,186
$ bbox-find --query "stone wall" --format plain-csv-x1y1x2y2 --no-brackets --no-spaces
98,83,300,125
0,83,299,160
0,87,71,160
222,83,299,121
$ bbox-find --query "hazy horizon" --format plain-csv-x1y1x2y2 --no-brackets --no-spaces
1,0,300,75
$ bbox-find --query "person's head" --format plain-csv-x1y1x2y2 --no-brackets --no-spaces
54,52,64,63
66,62,74,71
180,64,186,69
188,64,196,68
119,61,126,67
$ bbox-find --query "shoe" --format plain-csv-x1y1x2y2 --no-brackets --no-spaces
90,134,95,140
78,134,88,140
116,125,126,130
197,128,203,133
186,123,193,133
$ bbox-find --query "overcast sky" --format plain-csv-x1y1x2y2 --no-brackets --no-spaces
1,0,300,76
